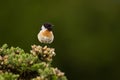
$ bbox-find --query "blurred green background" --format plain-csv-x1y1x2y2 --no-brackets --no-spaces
0,0,120,80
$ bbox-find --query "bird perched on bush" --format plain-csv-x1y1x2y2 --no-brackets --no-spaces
38,23,54,44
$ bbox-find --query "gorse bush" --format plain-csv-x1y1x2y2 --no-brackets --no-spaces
0,44,67,80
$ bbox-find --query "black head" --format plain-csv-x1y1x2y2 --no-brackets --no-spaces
43,23,53,31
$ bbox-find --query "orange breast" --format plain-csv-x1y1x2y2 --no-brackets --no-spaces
41,30,52,37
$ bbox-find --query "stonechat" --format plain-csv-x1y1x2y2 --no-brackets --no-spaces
38,23,54,44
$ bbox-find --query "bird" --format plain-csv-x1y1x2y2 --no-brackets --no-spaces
37,23,54,44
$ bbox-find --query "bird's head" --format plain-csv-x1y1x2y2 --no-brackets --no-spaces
42,23,53,31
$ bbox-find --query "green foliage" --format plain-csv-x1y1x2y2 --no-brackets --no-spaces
0,44,67,80
0,72,19,80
